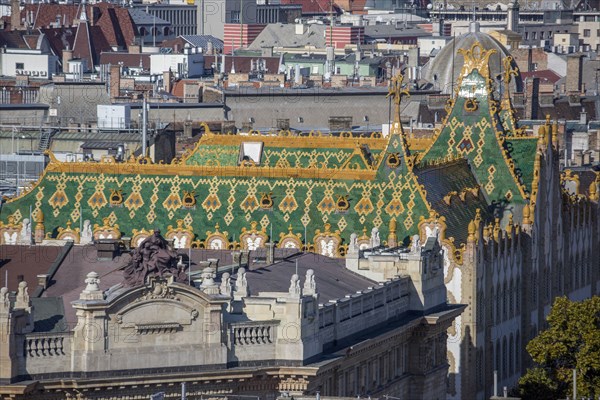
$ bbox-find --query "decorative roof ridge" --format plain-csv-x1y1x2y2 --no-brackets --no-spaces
178,123,389,165
499,55,527,137
417,43,496,162
385,72,417,171
413,156,468,172
485,82,530,202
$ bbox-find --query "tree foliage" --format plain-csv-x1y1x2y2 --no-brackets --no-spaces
519,296,600,400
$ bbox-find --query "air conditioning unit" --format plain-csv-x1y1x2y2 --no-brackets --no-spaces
32,71,39,76
24,71,31,75
40,71,47,76
15,69,23,75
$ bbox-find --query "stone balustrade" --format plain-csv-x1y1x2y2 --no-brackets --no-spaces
230,321,277,346
318,277,410,347
23,332,71,358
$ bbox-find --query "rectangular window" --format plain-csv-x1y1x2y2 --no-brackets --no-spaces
239,142,263,165
532,32,537,40
584,29,591,37
15,62,24,70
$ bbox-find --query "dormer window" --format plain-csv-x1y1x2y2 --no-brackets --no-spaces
239,142,263,166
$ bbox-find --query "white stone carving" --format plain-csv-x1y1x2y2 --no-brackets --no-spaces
411,234,421,254
319,239,335,257
81,220,93,244
19,218,31,244
0,287,10,312
289,273,301,296
220,272,231,296
370,227,380,248
348,233,359,254
303,269,316,295
3,231,17,245
234,267,249,298
15,281,30,310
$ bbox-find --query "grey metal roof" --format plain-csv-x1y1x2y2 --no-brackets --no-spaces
128,8,170,25
180,35,224,51
363,24,430,40
53,131,142,141
248,23,327,51
241,253,377,303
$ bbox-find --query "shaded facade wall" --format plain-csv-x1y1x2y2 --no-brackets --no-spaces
452,131,600,400
224,91,430,130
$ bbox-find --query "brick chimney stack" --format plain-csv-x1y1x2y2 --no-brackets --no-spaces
10,0,21,30
525,77,539,120
110,64,121,100
566,54,583,93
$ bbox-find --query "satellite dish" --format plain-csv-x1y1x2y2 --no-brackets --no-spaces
427,3,433,9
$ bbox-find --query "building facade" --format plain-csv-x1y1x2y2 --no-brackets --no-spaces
0,39,599,400
0,236,462,399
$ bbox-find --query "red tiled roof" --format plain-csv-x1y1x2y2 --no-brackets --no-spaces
0,31,29,49
171,79,198,97
39,26,76,60
521,69,562,84
22,2,136,49
72,20,94,70
40,25,112,68
279,0,341,14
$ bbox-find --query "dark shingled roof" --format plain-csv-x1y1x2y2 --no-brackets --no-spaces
41,245,296,323
416,159,492,245
242,253,377,303
0,245,62,293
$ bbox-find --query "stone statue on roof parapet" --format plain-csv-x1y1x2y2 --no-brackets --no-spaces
123,228,187,287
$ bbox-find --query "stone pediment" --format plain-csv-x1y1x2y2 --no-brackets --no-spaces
70,275,229,371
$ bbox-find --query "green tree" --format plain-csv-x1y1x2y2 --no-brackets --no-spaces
519,296,600,400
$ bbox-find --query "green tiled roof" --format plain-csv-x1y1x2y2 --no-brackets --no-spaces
418,69,527,205
504,138,538,194
0,131,430,249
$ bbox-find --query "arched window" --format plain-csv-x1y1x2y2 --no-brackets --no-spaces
163,26,170,36
139,27,147,36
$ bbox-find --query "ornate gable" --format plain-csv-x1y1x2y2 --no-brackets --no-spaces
418,43,529,206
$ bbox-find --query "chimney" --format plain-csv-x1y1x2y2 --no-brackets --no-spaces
110,64,121,99
62,46,73,73
11,0,21,30
525,77,539,120
566,54,583,93
507,0,519,32
163,70,173,93
128,43,142,54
